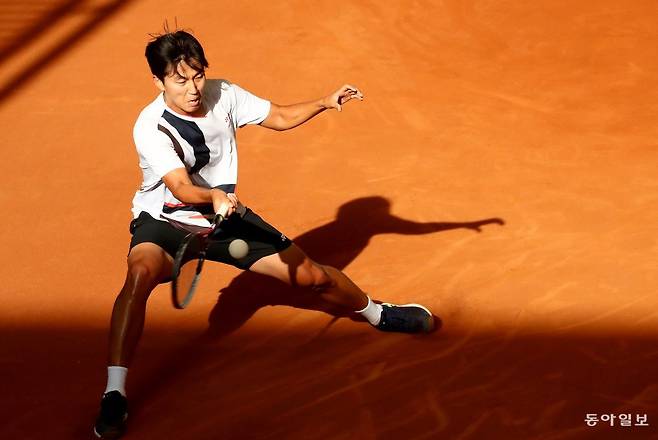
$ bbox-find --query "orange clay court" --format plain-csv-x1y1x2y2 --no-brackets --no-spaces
0,1,657,439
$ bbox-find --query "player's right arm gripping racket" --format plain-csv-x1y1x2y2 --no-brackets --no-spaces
171,213,225,309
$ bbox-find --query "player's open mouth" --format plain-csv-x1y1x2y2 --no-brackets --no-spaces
189,97,200,106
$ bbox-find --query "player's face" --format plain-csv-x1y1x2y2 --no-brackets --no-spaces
156,59,207,117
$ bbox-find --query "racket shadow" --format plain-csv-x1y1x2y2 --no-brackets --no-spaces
203,196,505,340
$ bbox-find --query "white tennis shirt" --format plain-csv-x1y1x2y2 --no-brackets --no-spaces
130,79,270,227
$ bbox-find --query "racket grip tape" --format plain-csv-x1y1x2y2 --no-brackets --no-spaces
213,213,225,226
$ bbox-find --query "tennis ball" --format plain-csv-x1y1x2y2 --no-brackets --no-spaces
228,239,249,259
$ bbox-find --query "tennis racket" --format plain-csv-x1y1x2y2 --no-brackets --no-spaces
171,212,225,309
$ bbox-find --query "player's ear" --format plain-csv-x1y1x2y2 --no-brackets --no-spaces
153,75,165,92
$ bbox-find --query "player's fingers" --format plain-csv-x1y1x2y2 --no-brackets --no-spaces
227,192,239,207
337,85,353,100
344,84,363,99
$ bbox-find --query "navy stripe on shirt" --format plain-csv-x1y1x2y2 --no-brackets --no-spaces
162,110,210,175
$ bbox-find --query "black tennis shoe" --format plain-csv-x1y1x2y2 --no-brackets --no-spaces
375,303,434,333
94,391,128,439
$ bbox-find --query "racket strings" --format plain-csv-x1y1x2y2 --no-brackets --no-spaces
176,259,202,294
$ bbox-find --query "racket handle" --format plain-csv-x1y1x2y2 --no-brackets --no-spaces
213,213,225,226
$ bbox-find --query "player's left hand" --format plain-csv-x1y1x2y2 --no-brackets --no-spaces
323,84,364,112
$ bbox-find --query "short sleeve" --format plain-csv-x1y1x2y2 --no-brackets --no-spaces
133,123,185,179
230,83,271,127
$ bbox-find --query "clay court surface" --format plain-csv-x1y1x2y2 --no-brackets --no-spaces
1,1,657,438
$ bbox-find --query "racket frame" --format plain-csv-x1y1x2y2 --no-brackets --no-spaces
171,212,226,309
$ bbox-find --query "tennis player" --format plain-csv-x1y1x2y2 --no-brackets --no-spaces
94,29,434,439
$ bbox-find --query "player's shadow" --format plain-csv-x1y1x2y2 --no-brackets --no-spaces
203,196,504,340
130,196,504,411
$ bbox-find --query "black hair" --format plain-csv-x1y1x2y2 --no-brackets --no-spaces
145,30,209,81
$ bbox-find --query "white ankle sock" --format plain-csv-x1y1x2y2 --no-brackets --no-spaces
356,296,383,326
105,366,128,397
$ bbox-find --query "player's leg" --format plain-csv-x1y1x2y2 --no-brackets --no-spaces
95,243,173,439
249,244,434,333
108,242,174,367
249,243,367,309
95,213,186,439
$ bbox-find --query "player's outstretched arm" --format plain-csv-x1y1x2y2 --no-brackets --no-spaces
259,84,363,131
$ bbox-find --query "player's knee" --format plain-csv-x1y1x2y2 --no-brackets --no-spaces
124,260,160,295
296,262,334,291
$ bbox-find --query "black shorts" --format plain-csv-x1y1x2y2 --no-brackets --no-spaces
129,208,293,270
